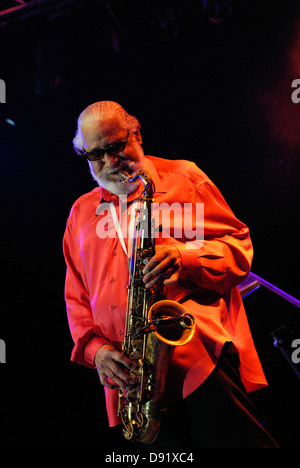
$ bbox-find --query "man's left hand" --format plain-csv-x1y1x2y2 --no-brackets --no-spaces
142,245,182,289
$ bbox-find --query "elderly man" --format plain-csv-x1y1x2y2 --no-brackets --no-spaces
63,101,278,448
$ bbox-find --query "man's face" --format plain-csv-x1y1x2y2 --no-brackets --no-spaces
81,114,145,195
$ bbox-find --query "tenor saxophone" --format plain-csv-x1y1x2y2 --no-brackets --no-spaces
117,170,195,444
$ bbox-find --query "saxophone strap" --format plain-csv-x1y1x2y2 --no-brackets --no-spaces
109,202,128,257
109,200,139,271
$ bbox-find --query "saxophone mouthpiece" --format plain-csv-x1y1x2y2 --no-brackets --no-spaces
118,171,130,183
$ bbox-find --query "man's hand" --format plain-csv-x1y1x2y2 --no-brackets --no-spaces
142,245,182,289
95,246,182,389
95,344,136,390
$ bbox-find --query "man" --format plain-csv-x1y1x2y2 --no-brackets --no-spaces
63,100,278,447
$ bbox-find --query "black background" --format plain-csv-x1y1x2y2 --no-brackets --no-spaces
0,0,299,448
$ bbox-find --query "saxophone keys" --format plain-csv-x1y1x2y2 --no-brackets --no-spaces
129,349,143,360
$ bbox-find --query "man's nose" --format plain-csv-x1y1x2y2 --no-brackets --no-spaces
103,153,120,169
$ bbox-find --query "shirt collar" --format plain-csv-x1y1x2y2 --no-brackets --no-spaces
96,156,166,214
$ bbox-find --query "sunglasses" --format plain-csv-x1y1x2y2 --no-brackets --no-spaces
80,131,130,161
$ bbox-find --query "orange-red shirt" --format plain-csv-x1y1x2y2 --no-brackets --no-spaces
63,156,267,426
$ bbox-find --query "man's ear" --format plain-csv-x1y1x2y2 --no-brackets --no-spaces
133,129,143,144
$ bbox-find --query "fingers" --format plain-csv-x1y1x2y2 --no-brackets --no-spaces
95,345,136,390
142,245,182,289
144,266,179,289
98,372,118,390
162,269,181,286
98,368,134,391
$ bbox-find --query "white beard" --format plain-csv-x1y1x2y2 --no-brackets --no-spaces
88,161,140,196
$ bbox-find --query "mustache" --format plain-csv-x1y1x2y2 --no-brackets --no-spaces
108,160,136,176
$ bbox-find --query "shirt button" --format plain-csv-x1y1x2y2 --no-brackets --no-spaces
111,304,116,309
119,330,124,336
111,277,116,283
112,251,117,256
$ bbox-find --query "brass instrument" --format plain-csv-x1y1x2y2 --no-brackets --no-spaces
117,170,195,444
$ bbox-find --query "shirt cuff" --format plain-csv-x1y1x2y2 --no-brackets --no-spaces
178,247,201,275
83,335,110,367
176,244,227,294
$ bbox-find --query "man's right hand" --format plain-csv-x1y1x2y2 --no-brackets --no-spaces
95,344,136,390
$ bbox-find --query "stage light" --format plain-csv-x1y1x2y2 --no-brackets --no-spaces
6,118,15,126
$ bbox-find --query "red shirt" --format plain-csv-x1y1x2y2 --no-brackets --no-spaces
63,155,267,426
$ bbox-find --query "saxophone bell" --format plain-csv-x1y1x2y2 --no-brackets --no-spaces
148,300,195,347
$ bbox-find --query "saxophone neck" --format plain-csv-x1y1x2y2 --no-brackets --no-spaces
119,170,155,199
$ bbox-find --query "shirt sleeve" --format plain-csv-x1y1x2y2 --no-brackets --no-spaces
177,179,253,295
63,213,109,368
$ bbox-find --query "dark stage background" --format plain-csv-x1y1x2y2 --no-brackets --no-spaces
0,0,299,449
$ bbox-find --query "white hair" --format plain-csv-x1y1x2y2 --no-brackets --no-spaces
73,100,141,154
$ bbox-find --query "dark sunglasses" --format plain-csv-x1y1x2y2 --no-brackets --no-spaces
80,131,130,161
